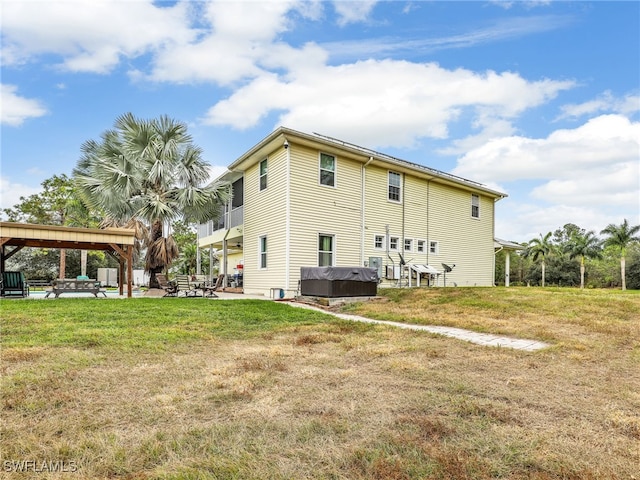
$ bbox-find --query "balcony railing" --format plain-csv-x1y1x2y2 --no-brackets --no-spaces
198,205,243,238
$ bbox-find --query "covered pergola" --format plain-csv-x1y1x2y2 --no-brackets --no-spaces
0,222,136,298
494,238,525,287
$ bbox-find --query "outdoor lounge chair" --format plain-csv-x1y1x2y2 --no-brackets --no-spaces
176,275,202,297
156,274,178,297
1,271,29,297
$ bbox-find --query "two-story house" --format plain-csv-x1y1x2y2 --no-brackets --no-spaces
198,127,506,297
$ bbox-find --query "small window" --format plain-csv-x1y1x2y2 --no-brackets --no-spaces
404,238,413,252
389,236,399,251
430,241,439,254
471,194,480,218
388,171,401,202
374,235,384,249
417,240,425,253
319,153,336,187
259,236,267,269
259,159,268,191
318,234,334,266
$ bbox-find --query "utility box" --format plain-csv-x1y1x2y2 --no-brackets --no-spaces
97,268,118,287
300,267,378,298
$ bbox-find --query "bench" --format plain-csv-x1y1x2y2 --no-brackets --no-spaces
1,271,29,297
44,279,107,298
27,279,51,290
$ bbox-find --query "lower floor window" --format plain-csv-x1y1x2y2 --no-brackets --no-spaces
318,234,334,266
259,236,267,268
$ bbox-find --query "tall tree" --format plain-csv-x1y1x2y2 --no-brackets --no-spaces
565,230,602,289
600,219,640,290
73,113,229,288
524,232,554,287
2,174,76,278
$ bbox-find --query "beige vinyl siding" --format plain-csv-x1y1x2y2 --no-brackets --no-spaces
288,144,362,288
426,183,495,286
242,148,288,295
363,167,495,286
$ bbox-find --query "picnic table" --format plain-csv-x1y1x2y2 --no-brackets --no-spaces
44,278,107,298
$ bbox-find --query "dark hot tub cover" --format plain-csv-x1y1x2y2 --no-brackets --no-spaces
300,266,378,282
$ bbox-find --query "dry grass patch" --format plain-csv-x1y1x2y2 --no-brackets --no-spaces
1,292,639,479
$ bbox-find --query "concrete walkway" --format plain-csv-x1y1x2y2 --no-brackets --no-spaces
288,302,550,352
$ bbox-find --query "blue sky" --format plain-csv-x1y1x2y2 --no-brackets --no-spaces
1,0,638,242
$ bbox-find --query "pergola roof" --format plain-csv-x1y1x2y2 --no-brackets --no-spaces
0,222,137,297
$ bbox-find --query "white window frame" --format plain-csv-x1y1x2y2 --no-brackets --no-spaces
374,234,385,250
389,236,399,251
430,241,439,255
259,158,268,191
471,194,480,218
318,234,335,267
416,240,425,253
388,171,402,203
319,152,336,188
259,235,267,269
404,238,413,252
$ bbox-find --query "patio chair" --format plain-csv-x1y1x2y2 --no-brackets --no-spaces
176,275,202,297
202,274,223,298
156,274,178,297
1,271,29,297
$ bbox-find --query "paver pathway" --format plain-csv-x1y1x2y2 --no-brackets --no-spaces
290,302,550,351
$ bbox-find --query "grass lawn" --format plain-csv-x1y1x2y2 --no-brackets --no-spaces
1,289,639,479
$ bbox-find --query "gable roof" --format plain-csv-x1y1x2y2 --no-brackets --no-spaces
226,126,507,199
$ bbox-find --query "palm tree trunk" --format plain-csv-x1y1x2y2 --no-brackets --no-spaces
541,261,545,287
148,220,164,289
580,256,585,289
621,256,626,291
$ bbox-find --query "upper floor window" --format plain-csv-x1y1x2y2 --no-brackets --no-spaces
404,238,413,252
389,236,399,251
319,153,336,187
374,235,385,249
318,234,334,267
417,240,425,253
388,171,402,202
259,236,267,269
259,159,268,191
471,194,480,218
430,241,439,254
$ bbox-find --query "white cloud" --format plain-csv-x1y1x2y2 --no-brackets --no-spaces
455,114,640,240
1,0,194,73
333,1,378,26
203,59,574,149
0,84,47,126
0,177,41,211
556,90,640,121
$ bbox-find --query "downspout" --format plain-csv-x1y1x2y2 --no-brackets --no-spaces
426,179,430,265
361,156,374,266
222,228,230,289
284,138,291,292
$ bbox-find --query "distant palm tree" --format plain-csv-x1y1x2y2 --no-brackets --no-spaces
601,219,640,290
74,113,229,288
565,230,602,289
524,232,554,287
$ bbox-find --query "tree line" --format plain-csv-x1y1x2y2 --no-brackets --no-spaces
496,222,640,290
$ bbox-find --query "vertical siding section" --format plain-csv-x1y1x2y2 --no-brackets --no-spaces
427,183,495,286
362,166,495,287
288,144,363,290
242,148,288,296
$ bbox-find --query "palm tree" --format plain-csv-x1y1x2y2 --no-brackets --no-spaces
565,230,602,289
600,219,640,290
73,113,229,288
524,232,554,287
